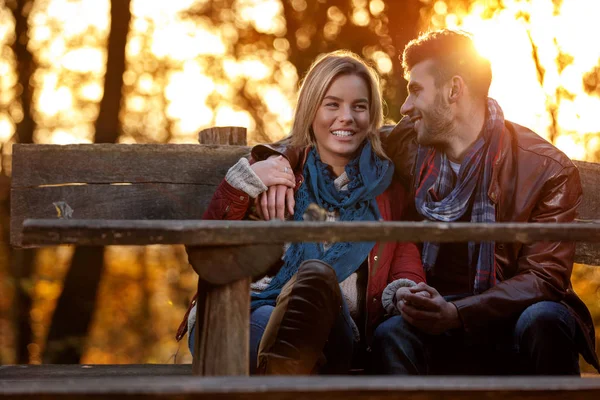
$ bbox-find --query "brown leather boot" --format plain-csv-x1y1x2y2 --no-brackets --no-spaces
256,259,342,375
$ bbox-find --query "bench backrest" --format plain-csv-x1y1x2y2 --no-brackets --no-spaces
10,139,600,265
10,143,249,247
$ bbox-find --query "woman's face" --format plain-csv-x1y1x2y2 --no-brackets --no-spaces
312,74,370,169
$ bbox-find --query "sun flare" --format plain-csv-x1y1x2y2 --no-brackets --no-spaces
445,0,600,160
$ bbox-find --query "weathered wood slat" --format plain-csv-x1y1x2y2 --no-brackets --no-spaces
187,244,282,285
21,219,600,265
200,126,247,145
1,375,600,399
193,278,251,376
11,143,249,186
10,184,218,247
574,160,600,221
20,219,600,244
0,364,192,378
574,242,600,266
192,126,251,376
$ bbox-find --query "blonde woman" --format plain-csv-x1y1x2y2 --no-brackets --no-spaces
177,51,425,375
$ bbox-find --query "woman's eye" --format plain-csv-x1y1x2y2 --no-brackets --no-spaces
325,102,338,108
354,104,368,110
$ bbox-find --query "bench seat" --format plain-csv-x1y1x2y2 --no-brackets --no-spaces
1,365,599,400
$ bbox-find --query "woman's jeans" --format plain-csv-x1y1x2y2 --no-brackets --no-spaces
188,298,355,374
371,299,581,375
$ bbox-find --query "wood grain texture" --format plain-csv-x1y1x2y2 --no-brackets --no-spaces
193,278,251,376
199,126,247,145
187,244,282,285
11,143,249,186
19,219,600,243
192,126,251,376
0,364,192,378
21,219,600,265
1,375,600,400
10,184,217,247
574,160,600,222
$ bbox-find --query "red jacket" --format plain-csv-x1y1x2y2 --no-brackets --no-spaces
178,151,425,341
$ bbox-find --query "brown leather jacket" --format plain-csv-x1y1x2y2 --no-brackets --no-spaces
252,118,599,371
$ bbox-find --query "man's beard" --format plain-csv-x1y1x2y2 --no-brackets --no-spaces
418,94,454,147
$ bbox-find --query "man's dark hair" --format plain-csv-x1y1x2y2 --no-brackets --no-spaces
402,29,492,100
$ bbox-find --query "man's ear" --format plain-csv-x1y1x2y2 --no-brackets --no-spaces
448,76,464,103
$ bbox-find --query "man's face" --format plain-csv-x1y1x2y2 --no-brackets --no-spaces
400,60,453,146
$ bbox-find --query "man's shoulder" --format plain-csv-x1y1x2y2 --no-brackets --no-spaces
506,120,576,170
381,118,415,140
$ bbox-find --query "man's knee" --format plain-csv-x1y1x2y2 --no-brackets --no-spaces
373,315,414,347
516,301,575,337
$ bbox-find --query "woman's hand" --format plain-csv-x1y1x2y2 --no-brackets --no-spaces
256,185,295,221
250,155,295,188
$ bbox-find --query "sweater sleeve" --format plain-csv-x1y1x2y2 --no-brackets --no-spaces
225,157,268,198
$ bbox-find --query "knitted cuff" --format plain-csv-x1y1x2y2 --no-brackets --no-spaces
187,304,197,341
250,276,272,292
225,157,268,198
381,278,417,316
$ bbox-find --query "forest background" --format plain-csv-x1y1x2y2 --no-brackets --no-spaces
0,0,599,373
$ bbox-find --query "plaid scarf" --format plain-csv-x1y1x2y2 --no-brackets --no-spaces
414,98,505,294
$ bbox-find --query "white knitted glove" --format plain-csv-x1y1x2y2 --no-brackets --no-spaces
381,278,417,316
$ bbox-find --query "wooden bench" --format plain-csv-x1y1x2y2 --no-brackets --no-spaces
4,126,600,397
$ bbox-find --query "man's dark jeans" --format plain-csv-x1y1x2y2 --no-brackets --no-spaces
371,300,581,375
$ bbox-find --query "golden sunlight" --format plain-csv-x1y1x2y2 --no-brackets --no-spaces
448,0,600,161
13,0,296,146
236,0,286,35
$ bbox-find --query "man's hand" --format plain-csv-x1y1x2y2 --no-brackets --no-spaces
396,282,462,335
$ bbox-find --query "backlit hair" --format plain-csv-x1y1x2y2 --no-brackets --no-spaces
402,29,492,100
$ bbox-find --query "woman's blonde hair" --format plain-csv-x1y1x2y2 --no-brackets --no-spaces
285,50,387,159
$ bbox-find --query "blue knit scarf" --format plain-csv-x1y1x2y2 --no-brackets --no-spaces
251,141,394,310
414,98,505,294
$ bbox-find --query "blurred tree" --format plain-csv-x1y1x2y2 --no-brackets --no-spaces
43,0,131,364
281,0,426,122
7,0,37,364
180,0,435,138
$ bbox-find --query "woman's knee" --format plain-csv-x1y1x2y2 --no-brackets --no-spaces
298,259,337,281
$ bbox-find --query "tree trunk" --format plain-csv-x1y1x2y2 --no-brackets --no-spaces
385,0,426,118
8,0,36,364
42,246,104,363
94,0,131,144
43,0,131,363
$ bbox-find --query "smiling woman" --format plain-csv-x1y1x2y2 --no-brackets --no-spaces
182,50,425,375
311,74,371,175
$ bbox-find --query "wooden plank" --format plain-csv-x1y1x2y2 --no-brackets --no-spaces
0,364,192,379
1,375,600,399
575,242,600,266
21,219,600,245
575,160,600,222
193,126,250,376
187,244,282,285
11,143,249,187
199,126,247,145
194,278,251,376
21,219,600,265
10,184,217,247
